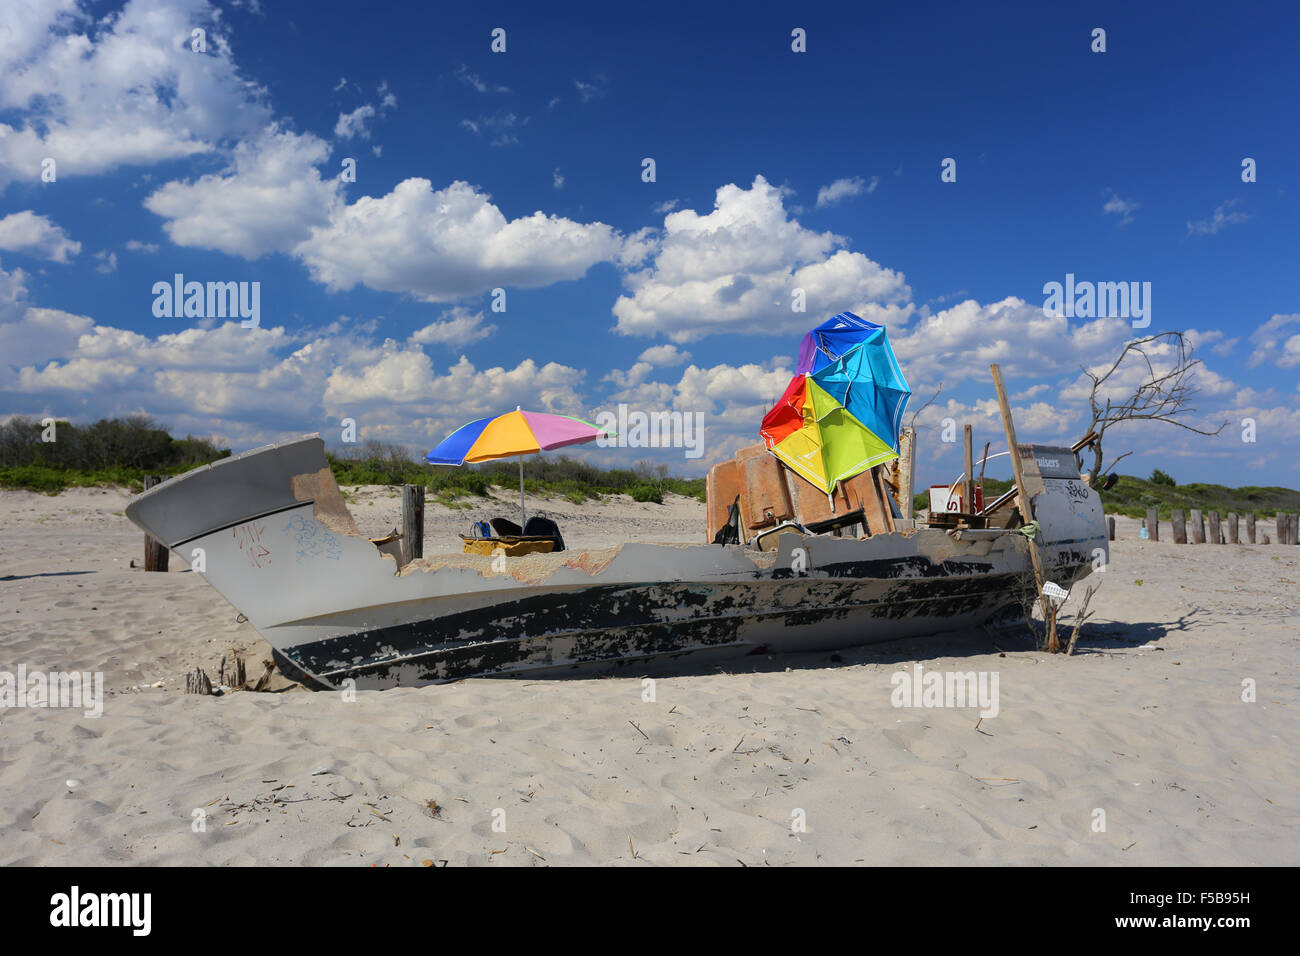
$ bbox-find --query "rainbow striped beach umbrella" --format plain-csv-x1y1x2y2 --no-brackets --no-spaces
426,407,611,525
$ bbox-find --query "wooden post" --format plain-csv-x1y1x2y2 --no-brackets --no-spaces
1227,513,1239,544
962,424,974,513
989,364,1058,652
1107,515,1116,541
1145,506,1158,542
1208,511,1221,544
1276,514,1287,546
1246,513,1256,544
898,427,915,519
402,484,425,562
185,668,213,695
1291,513,1299,546
142,475,169,572
1190,509,1205,544
1171,509,1187,544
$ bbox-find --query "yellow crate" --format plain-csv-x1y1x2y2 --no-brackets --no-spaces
460,536,555,557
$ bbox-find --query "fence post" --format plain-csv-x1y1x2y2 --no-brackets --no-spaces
1227,512,1239,544
1171,509,1187,544
1246,513,1256,544
402,484,425,562
142,475,169,572
1146,507,1158,542
1190,509,1205,544
1208,511,1221,544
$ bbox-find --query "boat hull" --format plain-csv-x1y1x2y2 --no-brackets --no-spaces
125,436,1107,690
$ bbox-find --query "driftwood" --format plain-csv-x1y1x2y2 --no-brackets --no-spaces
185,668,213,695
250,659,276,693
220,653,246,689
1065,586,1098,656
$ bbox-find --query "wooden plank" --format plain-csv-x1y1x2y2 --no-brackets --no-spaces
739,452,793,530
1190,509,1205,544
1227,512,1239,544
1146,506,1159,542
989,364,1057,652
1208,510,1221,544
898,427,915,519
1246,513,1256,544
1171,509,1187,544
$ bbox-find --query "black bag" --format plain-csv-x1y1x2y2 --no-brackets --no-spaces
713,495,741,545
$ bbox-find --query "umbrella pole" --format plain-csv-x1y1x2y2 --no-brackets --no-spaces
518,455,526,527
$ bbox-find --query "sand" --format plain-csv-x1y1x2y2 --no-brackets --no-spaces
0,488,1295,866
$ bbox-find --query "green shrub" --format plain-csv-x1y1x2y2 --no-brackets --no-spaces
628,484,663,504
1150,468,1176,487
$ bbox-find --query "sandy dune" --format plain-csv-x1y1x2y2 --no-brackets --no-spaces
1,488,1295,865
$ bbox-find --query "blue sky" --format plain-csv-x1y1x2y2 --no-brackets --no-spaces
1,0,1296,488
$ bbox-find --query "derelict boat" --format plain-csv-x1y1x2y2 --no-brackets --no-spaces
123,431,1107,690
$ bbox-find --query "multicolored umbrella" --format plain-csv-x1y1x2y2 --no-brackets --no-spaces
760,374,898,496
426,407,611,525
795,311,911,452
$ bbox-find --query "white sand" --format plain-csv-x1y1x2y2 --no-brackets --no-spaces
1,489,1295,865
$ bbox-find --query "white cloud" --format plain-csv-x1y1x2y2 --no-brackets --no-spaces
637,344,691,366
1187,199,1250,236
295,178,623,302
815,175,877,208
0,0,271,189
144,127,339,259
334,104,376,140
613,175,910,342
460,111,527,146
1102,189,1139,225
409,307,496,347
454,64,508,94
553,168,564,189
125,239,159,254
0,211,80,261
93,249,117,273
1247,313,1300,369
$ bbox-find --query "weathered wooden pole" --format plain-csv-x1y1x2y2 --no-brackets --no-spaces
1107,515,1116,541
401,484,425,562
1190,509,1205,544
1292,513,1300,546
1276,513,1287,546
1171,509,1187,544
142,475,169,572
1208,511,1221,544
990,364,1058,652
1246,513,1256,544
1227,512,1239,544
898,427,915,519
1146,507,1159,542
962,424,975,513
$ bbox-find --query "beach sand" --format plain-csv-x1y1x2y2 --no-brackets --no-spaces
1,488,1295,865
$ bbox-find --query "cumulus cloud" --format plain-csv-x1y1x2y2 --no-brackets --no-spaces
613,176,910,342
0,0,271,189
637,344,691,366
295,178,623,301
815,175,877,208
0,211,80,261
144,127,339,259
